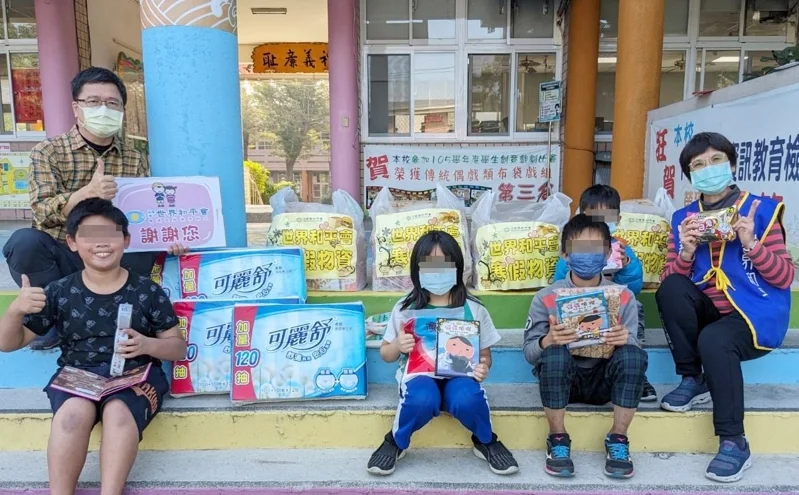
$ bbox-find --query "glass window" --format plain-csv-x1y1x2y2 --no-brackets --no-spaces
412,0,456,40
515,53,556,132
468,54,510,135
594,50,685,132
696,49,740,92
664,0,690,36
599,0,619,38
368,55,411,136
312,171,330,201
414,53,455,134
600,0,689,38
660,51,687,106
0,56,12,134
511,0,555,39
9,52,43,133
366,0,410,41
468,0,507,40
5,0,36,40
743,49,777,79
744,0,789,37
699,0,741,37
595,53,616,132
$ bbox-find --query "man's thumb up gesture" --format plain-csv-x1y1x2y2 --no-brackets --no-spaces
88,158,118,200
12,275,46,315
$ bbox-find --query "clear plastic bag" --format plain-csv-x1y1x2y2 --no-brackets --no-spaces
617,187,675,287
267,187,366,291
369,184,471,292
470,192,572,290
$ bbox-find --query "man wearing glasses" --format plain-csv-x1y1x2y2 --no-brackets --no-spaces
2,67,187,350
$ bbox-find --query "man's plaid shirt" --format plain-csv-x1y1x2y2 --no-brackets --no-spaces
29,126,148,242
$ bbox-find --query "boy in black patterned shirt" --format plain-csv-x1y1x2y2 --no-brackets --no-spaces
0,198,186,495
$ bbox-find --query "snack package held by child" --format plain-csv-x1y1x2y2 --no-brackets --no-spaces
602,240,624,274
435,319,480,378
268,188,367,291
109,304,133,377
557,291,611,350
151,253,180,300
687,206,738,244
616,188,675,288
369,185,471,292
230,302,366,404
552,285,624,359
177,248,307,302
470,191,571,290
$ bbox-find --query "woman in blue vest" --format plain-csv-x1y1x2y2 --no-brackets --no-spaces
655,132,794,483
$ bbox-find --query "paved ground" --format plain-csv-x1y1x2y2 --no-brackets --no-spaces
0,449,797,493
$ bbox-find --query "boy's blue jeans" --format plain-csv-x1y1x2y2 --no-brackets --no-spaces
392,376,493,450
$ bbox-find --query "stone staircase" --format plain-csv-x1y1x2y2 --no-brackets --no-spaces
0,290,797,493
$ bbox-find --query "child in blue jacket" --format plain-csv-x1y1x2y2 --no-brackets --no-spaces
554,185,656,401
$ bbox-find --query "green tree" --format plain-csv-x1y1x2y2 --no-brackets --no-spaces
249,80,329,178
240,84,267,153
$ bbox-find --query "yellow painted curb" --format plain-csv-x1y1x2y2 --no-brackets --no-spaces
2,410,798,453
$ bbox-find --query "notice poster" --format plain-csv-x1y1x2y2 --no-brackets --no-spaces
114,177,226,252
0,151,31,209
363,145,561,209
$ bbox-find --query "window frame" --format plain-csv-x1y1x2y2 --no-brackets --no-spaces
592,0,792,141
361,0,562,144
0,0,43,141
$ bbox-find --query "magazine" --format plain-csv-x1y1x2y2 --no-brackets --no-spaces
49,363,152,402
435,318,480,378
556,290,612,350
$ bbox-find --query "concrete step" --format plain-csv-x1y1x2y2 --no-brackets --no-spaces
1,448,798,493
2,328,799,388
1,383,797,453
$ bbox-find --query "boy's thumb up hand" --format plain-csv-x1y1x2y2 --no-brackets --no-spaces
21,274,30,288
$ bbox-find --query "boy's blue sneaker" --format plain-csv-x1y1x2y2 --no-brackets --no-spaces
545,433,575,477
660,375,711,412
604,433,634,479
706,437,751,483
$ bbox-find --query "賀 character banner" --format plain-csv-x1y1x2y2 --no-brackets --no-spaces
230,302,366,404
646,81,799,282
114,177,226,252
363,145,561,209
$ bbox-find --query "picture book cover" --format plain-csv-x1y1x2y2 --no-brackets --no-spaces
49,363,152,402
434,318,480,378
556,290,611,350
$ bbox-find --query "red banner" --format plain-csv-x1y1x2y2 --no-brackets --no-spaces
11,68,43,124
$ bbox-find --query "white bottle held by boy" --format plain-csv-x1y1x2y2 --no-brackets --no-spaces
110,304,133,377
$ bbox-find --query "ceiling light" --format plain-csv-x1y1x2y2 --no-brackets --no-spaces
251,7,287,14
598,57,617,64
712,56,740,63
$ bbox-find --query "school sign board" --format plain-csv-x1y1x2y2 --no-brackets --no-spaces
645,81,799,280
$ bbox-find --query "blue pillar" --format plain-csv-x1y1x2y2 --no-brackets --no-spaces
140,0,246,247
